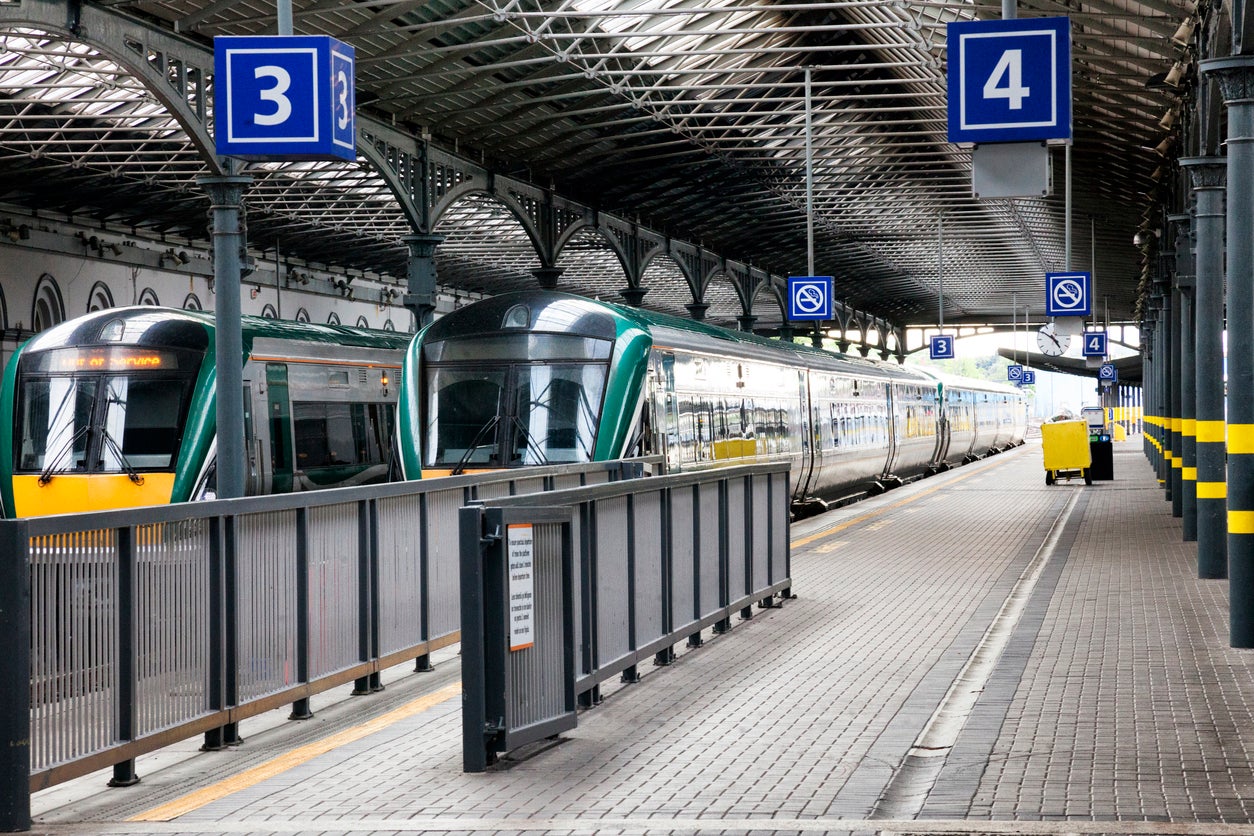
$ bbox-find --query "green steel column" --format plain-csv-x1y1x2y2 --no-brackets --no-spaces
197,171,253,499
404,233,444,329
1202,56,1254,646
1158,284,1168,501
1181,156,1229,577
1173,212,1197,539
1170,268,1184,518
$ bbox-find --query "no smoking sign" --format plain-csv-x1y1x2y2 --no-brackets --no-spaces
787,276,833,321
1045,271,1091,317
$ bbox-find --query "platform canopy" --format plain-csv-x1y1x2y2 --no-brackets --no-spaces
0,0,1195,332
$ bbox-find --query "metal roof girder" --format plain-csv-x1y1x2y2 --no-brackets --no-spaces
0,0,222,173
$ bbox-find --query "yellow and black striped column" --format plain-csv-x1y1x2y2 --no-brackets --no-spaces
1203,56,1254,645
1181,156,1227,577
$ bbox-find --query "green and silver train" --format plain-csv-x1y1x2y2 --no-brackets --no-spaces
398,291,1026,506
2,307,409,517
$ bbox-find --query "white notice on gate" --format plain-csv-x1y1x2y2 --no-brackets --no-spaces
507,523,535,652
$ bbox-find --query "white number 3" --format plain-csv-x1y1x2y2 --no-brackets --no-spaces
253,65,292,126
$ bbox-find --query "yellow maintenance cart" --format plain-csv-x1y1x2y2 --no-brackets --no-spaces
1042,419,1092,485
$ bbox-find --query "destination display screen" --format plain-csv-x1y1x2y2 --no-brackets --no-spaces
28,347,181,373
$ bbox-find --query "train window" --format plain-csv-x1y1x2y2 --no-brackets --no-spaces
99,376,190,469
291,402,394,481
509,364,606,464
15,372,193,473
425,334,610,363
425,369,506,467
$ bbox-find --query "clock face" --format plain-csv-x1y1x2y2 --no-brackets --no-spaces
1037,326,1071,356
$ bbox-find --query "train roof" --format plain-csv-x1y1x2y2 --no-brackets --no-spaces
21,306,413,354
425,291,939,384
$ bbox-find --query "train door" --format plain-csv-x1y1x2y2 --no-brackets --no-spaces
242,382,264,495
794,370,816,499
266,363,294,493
883,383,901,478
931,383,950,467
652,352,680,472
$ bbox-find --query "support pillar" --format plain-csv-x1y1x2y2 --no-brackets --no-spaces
1169,255,1184,517
198,171,253,500
532,266,564,290
404,233,444,329
620,286,647,307
1202,55,1254,646
685,302,710,321
1181,156,1228,577
1171,213,1197,539
777,324,796,341
737,314,757,333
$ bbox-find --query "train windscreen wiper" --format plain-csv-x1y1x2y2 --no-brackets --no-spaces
98,427,145,485
509,415,549,466
451,414,500,476
38,425,92,485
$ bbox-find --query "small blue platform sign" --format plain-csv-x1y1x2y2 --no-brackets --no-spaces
930,335,955,360
1098,362,1118,382
1022,369,1037,385
214,35,356,161
1082,331,1108,357
1045,271,1092,317
947,17,1071,144
787,276,833,321
1007,364,1023,382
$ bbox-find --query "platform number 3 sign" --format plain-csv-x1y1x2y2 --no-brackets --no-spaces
930,335,956,360
215,35,357,162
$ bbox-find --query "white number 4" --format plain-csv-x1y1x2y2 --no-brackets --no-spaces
983,49,1030,110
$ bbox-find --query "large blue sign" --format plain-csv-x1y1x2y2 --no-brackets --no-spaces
215,35,356,161
947,17,1071,144
1045,271,1092,317
1098,362,1118,382
1007,364,1023,382
787,276,833,321
1022,369,1037,385
930,335,956,360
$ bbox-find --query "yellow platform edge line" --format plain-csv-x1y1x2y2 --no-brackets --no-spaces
129,682,462,822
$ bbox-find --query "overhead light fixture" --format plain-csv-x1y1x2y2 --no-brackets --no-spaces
1165,60,1186,87
1154,135,1175,156
1159,107,1177,130
1172,16,1197,47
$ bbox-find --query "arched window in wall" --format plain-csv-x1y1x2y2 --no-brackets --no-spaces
261,304,277,319
327,312,341,326
183,293,203,311
87,281,114,312
137,288,160,306
356,315,369,328
383,319,395,331
33,274,65,332
295,308,311,323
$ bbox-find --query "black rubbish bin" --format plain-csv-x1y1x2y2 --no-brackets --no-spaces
1088,434,1114,481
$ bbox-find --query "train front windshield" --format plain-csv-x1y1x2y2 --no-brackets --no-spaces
16,347,198,477
423,334,611,470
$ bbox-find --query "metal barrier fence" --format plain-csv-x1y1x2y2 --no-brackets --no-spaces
460,463,792,770
0,459,648,833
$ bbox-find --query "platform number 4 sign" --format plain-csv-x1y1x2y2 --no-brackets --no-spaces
947,17,1071,144
930,335,956,360
1082,332,1108,357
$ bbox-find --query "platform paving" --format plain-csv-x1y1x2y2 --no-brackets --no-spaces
28,437,1254,836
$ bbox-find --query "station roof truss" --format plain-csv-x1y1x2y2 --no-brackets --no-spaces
0,0,1193,334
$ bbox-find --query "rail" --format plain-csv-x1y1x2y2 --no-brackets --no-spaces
0,458,652,832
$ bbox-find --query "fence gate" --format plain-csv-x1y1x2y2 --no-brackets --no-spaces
460,505,576,772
